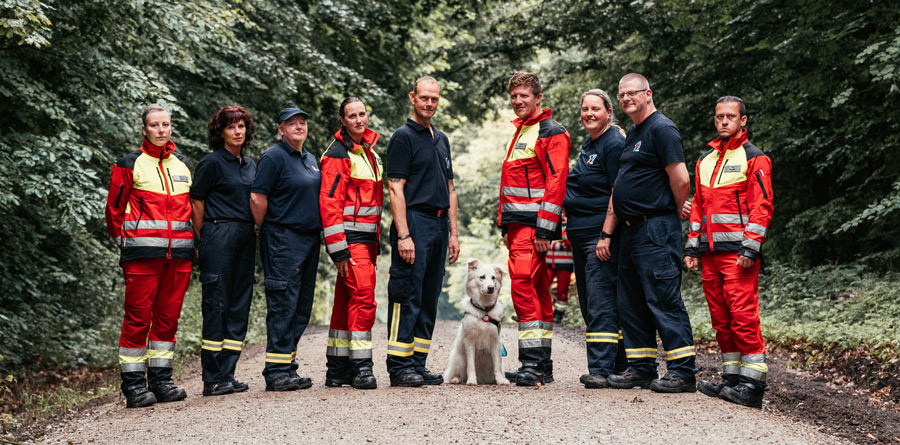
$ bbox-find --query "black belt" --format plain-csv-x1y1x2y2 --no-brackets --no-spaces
208,218,253,225
620,212,672,226
409,208,448,217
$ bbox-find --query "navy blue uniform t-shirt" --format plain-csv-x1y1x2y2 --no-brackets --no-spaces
563,126,626,238
190,147,256,223
613,111,685,219
385,118,454,211
251,141,322,231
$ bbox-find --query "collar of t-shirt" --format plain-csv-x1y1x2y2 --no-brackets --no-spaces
217,146,249,166
405,118,437,136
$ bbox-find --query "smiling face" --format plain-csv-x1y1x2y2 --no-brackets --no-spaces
617,78,653,120
279,115,308,150
340,101,368,142
714,102,747,139
142,110,172,146
222,120,246,151
581,94,611,137
509,85,542,120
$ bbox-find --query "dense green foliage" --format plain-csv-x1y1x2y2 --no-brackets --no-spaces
2,0,898,377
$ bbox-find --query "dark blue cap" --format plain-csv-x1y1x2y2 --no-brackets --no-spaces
277,107,309,124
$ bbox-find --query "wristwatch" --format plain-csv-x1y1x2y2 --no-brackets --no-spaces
599,231,612,240
399,234,412,240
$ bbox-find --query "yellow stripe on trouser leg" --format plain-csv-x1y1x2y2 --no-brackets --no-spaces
740,353,767,382
722,352,741,375
413,337,431,354
266,352,293,364
202,339,224,351
387,340,414,357
118,347,147,372
665,345,696,361
626,347,657,359
585,332,619,343
222,339,243,351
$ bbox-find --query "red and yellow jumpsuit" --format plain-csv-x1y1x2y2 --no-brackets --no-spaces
319,127,383,379
685,129,773,384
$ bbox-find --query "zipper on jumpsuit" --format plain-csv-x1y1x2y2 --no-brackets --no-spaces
159,158,173,259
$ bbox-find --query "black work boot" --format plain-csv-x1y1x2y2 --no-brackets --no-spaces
582,374,610,389
650,372,697,393
202,381,235,396
541,359,554,383
351,368,377,390
325,355,352,387
552,308,565,324
291,375,313,390
123,385,157,408
150,380,188,403
719,378,765,409
266,374,300,392
515,363,544,387
698,374,739,398
608,369,655,389
390,368,425,387
228,378,249,393
415,367,444,385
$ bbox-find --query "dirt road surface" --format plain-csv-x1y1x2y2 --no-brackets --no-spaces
34,321,844,444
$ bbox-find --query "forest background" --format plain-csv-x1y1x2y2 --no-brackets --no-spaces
1,0,899,390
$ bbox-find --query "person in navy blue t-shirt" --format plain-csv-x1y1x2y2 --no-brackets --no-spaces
384,76,460,387
191,106,257,397
250,107,322,392
606,73,697,394
562,89,628,389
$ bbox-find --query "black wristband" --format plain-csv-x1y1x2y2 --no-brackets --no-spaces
399,234,412,240
599,231,612,240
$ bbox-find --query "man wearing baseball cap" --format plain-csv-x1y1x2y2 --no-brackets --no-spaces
250,107,323,391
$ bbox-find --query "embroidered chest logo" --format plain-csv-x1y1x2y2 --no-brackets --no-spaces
633,141,642,152
587,154,597,165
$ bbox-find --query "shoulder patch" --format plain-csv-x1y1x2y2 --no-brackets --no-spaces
538,119,567,139
323,140,350,159
115,149,143,169
742,141,766,160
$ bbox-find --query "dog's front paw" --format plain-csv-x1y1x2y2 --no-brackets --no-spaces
466,379,478,386
450,377,460,384
496,377,511,385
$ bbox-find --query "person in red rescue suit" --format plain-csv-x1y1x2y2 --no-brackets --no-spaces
320,97,383,390
104,104,193,408
545,217,573,324
498,71,571,386
684,96,774,409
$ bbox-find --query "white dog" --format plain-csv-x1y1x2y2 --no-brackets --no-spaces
445,258,510,385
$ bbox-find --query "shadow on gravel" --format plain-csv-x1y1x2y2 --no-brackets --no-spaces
695,343,900,444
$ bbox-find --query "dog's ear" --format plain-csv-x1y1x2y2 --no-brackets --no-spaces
494,265,506,279
467,258,481,271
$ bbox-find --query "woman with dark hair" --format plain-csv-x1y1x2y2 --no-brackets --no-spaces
190,105,257,396
563,89,628,389
319,97,383,389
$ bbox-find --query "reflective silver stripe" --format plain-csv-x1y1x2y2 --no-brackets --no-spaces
120,362,146,372
349,348,373,359
201,339,224,351
519,338,550,348
149,341,175,351
344,222,378,233
413,339,431,352
742,353,765,364
690,222,701,231
350,331,371,342
518,321,542,331
118,346,147,358
540,201,563,215
147,358,173,368
502,203,540,213
536,217,558,232
343,206,381,216
323,224,345,238
665,345,696,360
742,238,762,251
222,339,243,351
501,187,544,198
712,231,743,242
326,240,349,254
387,342,413,356
710,213,749,225
326,346,350,356
541,321,554,331
722,352,741,375
329,329,350,340
746,223,767,236
550,258,573,265
171,238,193,248
686,238,700,248
121,220,191,231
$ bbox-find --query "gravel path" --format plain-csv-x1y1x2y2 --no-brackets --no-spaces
34,321,844,444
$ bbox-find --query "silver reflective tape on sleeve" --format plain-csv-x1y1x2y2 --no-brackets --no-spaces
536,218,558,232
686,238,700,248
323,224,345,238
742,238,762,251
540,201,563,215
344,222,378,233
326,240,349,253
745,223,767,236
690,222,701,232
501,203,541,213
501,187,545,198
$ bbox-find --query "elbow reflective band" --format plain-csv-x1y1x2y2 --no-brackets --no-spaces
501,187,545,198
147,341,175,368
665,345,696,361
326,329,351,357
585,332,619,343
745,223,767,236
626,347,657,359
722,352,741,375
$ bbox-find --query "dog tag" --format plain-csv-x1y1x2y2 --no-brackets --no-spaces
502,344,507,357
482,315,490,322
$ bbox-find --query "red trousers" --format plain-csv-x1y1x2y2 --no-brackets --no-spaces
508,224,553,322
329,243,377,333
119,258,192,348
701,251,765,355
547,268,571,303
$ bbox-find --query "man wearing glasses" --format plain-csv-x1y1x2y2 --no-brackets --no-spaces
684,97,774,408
606,73,697,393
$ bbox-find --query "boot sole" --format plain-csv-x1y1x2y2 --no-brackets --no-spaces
154,389,187,403
698,384,721,398
125,395,157,408
608,380,653,389
650,383,697,393
719,388,763,409
325,379,351,387
390,381,425,387
202,388,235,396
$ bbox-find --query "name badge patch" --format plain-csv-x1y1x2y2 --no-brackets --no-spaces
514,142,527,149
172,175,189,183
723,165,741,172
